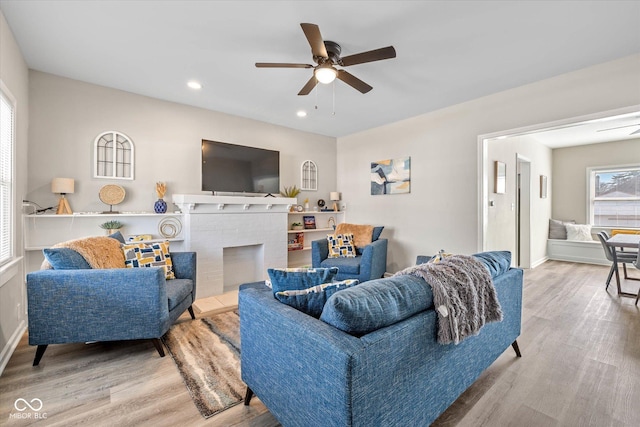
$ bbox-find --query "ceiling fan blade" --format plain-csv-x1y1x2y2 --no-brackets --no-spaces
298,76,318,96
336,70,373,94
631,128,640,135
341,46,396,67
300,23,328,59
255,63,313,68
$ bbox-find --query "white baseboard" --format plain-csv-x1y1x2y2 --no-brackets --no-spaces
530,256,549,269
0,320,27,376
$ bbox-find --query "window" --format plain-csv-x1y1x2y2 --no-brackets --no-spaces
0,85,15,266
93,131,134,179
588,166,640,228
300,160,317,191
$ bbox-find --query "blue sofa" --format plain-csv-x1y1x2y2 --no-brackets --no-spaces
26,251,197,365
240,252,522,426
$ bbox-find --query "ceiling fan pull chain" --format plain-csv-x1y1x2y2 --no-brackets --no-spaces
332,81,336,116
314,78,319,110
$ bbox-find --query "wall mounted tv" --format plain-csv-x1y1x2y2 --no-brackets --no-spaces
201,140,280,196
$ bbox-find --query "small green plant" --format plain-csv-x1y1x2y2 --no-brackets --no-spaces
100,220,123,230
280,185,301,198
292,222,302,227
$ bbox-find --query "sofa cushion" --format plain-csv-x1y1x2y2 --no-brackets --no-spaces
43,248,92,270
166,278,193,311
275,279,359,318
267,267,339,294
327,233,356,258
471,251,512,278
122,241,176,279
320,275,433,336
320,256,361,274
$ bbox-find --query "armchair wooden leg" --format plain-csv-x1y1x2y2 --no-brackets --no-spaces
33,345,48,366
244,387,254,405
511,340,522,357
188,306,196,320
151,339,165,357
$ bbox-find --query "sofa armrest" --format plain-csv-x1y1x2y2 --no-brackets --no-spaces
360,238,388,279
239,282,363,426
311,238,329,267
27,268,170,345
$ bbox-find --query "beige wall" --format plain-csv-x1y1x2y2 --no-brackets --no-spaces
552,138,640,224
0,10,29,373
337,55,640,272
27,71,337,212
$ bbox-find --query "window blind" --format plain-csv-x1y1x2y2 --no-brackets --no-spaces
0,89,14,265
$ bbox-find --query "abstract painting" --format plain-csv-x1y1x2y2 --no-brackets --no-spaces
371,156,411,195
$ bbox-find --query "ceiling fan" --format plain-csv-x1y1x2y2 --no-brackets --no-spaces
256,23,396,95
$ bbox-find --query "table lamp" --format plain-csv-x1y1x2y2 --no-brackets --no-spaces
330,191,341,212
51,177,75,215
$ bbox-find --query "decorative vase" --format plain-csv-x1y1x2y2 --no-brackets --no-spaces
154,198,167,214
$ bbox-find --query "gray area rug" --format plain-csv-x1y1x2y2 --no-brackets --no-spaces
162,310,244,418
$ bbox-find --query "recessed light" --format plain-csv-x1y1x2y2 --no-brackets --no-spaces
296,110,307,118
187,81,202,90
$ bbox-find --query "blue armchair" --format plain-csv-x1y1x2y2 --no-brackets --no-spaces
311,226,387,282
26,251,197,365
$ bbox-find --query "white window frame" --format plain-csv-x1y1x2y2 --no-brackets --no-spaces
587,164,640,228
0,81,16,268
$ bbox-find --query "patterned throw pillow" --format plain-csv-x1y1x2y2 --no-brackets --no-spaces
122,241,175,279
428,249,453,264
267,267,339,294
327,233,356,258
275,279,359,318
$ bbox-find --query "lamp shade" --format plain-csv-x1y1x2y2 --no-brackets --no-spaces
51,178,75,194
330,192,341,201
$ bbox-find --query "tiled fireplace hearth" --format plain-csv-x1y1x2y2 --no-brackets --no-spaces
173,194,295,298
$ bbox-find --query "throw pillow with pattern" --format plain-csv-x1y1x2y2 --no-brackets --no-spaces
122,241,175,279
327,233,356,258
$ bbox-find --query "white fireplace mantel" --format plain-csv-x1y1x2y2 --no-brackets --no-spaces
172,194,296,213
172,194,296,298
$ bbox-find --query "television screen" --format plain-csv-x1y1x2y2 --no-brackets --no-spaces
201,140,280,195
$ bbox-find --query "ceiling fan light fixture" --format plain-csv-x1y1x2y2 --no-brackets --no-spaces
315,65,337,84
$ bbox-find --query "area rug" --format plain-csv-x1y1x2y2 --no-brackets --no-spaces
162,310,244,418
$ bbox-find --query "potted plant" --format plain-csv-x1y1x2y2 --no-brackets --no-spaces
100,220,123,235
291,222,303,231
280,185,301,198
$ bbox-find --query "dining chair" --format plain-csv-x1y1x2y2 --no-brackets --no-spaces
633,242,640,306
596,231,637,291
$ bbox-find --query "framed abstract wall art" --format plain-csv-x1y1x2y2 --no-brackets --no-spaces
371,156,411,195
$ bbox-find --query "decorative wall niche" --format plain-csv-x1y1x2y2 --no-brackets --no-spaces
94,131,134,180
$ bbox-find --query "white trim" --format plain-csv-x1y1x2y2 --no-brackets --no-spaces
478,105,640,252
0,256,23,287
0,319,26,376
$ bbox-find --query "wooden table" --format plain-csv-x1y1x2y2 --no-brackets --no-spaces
605,234,640,299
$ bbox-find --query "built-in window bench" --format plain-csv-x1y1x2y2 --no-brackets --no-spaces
547,239,609,266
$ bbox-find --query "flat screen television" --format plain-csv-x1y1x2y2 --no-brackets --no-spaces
201,140,280,196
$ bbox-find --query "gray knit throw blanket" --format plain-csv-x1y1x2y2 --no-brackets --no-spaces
394,255,503,345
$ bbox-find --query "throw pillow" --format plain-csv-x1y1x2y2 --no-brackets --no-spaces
122,241,176,279
108,230,126,244
335,223,374,249
565,223,593,241
43,247,91,270
428,249,453,263
275,279,359,318
548,219,576,240
267,267,339,294
327,233,356,258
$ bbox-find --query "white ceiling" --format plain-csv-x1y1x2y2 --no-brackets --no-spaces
1,0,640,143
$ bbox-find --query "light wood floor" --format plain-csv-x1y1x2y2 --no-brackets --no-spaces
1,260,638,426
